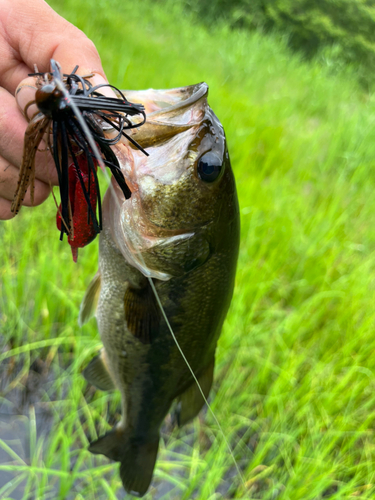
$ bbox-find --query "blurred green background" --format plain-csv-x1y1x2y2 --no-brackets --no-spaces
2,0,375,498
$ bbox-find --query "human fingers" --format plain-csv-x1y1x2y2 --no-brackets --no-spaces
0,86,58,185
0,0,106,93
0,156,51,206
0,0,108,220
0,70,110,222
0,198,15,220
0,154,51,221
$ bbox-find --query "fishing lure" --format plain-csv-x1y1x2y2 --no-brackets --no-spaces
11,59,147,261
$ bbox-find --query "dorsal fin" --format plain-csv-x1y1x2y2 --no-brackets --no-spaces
79,272,101,326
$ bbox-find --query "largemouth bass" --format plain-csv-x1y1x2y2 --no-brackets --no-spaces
79,82,240,496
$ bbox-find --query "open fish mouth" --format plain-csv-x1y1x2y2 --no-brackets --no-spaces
102,82,218,281
123,83,208,117
105,82,209,148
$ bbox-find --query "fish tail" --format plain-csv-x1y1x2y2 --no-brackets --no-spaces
89,426,159,497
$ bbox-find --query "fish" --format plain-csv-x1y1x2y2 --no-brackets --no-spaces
79,82,240,497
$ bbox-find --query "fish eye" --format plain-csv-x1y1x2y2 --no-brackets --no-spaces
197,152,223,183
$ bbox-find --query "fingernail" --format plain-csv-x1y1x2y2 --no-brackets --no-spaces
90,74,118,98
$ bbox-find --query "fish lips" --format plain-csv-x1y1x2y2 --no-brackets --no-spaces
103,82,225,280
120,82,210,149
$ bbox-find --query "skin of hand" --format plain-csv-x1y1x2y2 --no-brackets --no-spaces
0,0,107,220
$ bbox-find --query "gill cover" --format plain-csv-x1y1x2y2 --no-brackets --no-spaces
103,83,227,281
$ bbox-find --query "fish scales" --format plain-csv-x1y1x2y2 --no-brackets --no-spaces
80,83,240,496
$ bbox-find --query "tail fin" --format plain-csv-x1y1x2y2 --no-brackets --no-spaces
88,427,159,497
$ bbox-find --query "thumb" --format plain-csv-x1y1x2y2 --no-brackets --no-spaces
0,0,107,92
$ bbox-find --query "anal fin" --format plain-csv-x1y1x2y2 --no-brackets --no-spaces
83,350,115,391
79,272,101,326
176,359,215,427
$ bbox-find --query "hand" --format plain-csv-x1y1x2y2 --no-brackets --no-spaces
0,0,106,219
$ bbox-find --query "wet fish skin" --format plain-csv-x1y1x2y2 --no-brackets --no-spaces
81,83,240,496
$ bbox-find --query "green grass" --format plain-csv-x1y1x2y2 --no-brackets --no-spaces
2,0,375,498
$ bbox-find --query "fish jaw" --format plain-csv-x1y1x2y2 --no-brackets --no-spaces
123,83,208,121
102,181,196,280
103,82,233,279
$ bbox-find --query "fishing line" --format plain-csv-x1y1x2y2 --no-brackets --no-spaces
147,278,246,489
56,78,246,491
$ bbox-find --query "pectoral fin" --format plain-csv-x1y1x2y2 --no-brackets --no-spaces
79,272,101,326
124,281,160,344
176,360,215,427
83,350,115,391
